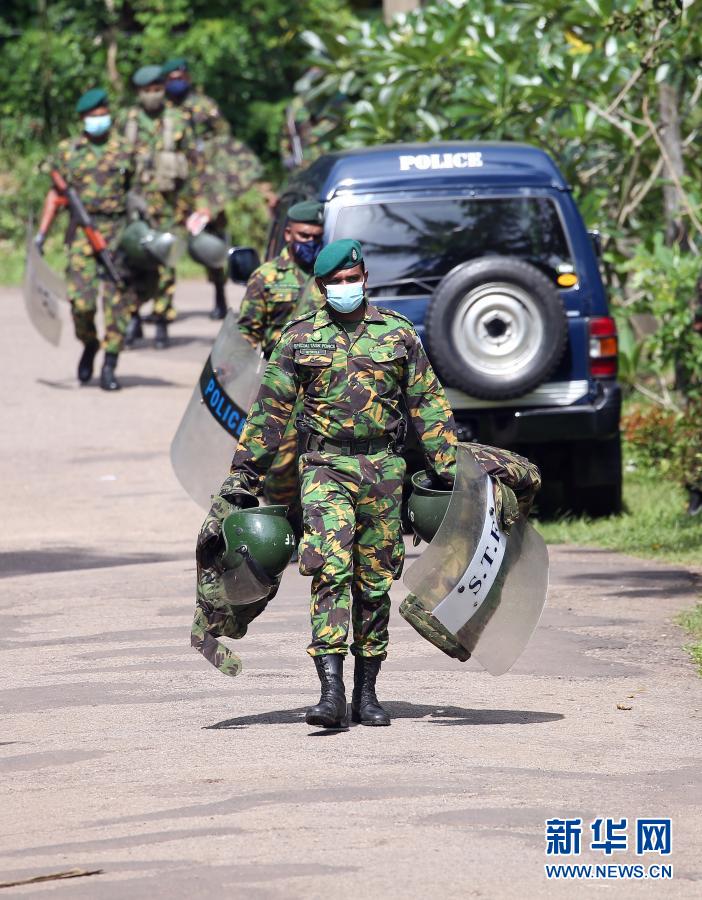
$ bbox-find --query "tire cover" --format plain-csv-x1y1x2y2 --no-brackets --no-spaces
170,310,264,508
23,230,66,346
425,257,568,400
403,443,549,675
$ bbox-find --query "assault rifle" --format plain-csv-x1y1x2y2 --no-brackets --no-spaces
43,170,123,285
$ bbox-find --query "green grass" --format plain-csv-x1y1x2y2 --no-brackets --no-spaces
678,603,702,674
535,474,702,567
0,236,207,287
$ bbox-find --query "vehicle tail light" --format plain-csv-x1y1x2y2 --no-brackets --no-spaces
589,316,618,377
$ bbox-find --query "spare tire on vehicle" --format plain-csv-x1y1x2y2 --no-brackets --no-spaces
425,257,568,401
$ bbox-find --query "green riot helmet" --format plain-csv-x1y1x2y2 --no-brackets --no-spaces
119,219,184,269
215,505,296,606
187,230,228,268
407,470,452,544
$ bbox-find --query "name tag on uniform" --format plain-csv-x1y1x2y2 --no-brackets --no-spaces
293,342,337,351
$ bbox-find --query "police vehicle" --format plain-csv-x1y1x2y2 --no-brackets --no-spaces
232,142,622,517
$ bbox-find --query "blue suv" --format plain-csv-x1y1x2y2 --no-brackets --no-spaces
249,142,622,516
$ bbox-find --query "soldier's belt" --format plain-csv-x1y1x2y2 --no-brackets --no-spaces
303,434,395,456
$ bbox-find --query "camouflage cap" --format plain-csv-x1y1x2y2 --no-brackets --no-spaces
314,239,363,278
162,57,188,75
133,65,164,87
76,87,108,115
287,200,324,226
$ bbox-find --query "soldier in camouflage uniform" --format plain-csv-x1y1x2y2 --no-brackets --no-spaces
120,65,205,349
35,87,134,391
199,239,457,729
238,200,325,549
162,57,268,319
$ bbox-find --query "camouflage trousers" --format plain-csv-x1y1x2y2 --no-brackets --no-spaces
66,217,130,354
298,448,406,659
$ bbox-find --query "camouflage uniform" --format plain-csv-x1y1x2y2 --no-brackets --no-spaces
50,133,134,353
121,104,200,321
229,303,457,660
238,246,324,516
173,90,263,293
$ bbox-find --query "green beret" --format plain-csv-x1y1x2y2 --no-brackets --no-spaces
162,57,188,75
133,65,164,87
288,200,324,225
76,88,108,115
314,239,364,278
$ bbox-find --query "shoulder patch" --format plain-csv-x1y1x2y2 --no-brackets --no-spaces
280,310,317,335
381,308,415,327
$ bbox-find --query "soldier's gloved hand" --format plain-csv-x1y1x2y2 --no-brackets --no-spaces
196,473,259,570
492,478,520,533
33,232,46,255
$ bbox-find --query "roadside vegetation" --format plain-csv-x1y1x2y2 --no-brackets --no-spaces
678,603,702,674
535,473,702,567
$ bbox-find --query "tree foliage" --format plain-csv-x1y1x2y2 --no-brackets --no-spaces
304,0,701,262
0,0,353,158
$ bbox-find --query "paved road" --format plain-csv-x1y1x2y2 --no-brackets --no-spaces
1,281,701,898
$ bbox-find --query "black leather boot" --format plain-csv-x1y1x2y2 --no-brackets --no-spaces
210,281,227,320
351,656,390,726
124,313,143,348
687,488,702,516
100,352,121,391
77,339,99,384
154,320,169,349
305,654,348,728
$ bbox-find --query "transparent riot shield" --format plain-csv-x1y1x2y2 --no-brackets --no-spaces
23,231,66,346
170,310,264,508
404,443,549,675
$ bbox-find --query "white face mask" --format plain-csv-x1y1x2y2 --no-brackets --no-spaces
325,281,365,313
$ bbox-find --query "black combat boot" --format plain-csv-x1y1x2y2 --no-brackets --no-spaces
687,489,702,516
154,320,169,349
351,656,390,726
77,339,100,384
305,654,348,729
124,313,143,348
100,352,121,391
210,281,227,320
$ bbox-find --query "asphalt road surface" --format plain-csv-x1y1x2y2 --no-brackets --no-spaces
1,280,701,898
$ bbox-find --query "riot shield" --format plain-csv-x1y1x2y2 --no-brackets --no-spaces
23,232,66,346
170,310,264,508
403,443,549,675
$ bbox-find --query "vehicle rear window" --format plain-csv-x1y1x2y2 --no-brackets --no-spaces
332,196,572,293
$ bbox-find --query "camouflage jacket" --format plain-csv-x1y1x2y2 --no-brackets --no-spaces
231,303,457,488
120,105,201,223
170,91,227,142
238,246,323,358
49,132,134,219
167,90,262,211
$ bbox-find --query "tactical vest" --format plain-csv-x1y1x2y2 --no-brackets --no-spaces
125,110,189,193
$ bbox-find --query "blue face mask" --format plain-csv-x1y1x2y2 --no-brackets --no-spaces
325,281,365,314
165,78,190,100
292,239,322,271
84,114,112,137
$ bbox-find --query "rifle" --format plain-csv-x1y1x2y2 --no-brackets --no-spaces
286,105,304,169
49,170,123,285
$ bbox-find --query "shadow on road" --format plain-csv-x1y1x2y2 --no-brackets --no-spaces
562,568,699,597
0,547,183,578
36,375,182,389
205,703,564,730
